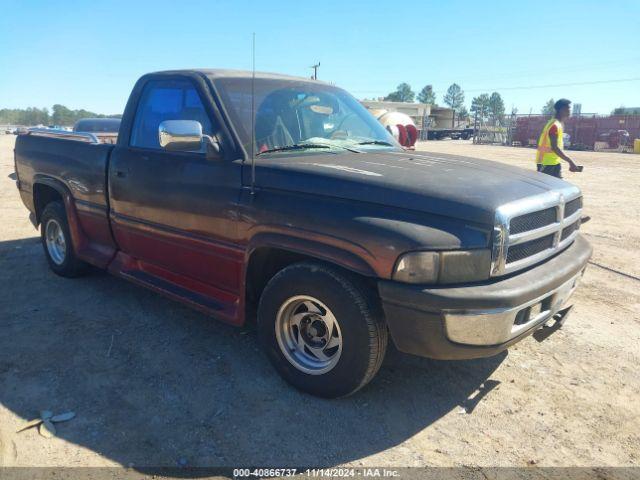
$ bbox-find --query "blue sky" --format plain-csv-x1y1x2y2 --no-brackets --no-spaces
1,0,638,115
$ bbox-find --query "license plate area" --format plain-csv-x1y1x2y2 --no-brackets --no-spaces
514,296,552,326
529,302,543,320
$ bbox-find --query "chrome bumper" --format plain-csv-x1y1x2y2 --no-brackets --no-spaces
443,271,583,346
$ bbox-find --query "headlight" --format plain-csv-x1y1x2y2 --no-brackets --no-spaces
393,252,440,284
393,250,491,284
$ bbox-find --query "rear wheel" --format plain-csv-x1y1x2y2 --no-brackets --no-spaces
40,201,88,277
258,262,387,398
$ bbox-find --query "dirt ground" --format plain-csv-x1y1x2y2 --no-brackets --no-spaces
0,134,638,469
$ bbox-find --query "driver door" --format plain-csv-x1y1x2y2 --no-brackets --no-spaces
108,77,243,299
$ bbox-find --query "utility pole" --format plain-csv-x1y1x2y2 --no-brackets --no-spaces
473,109,479,144
310,62,320,80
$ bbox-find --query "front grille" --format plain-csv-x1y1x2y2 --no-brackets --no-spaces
509,207,557,234
561,220,580,241
492,189,583,276
506,234,555,263
564,197,582,218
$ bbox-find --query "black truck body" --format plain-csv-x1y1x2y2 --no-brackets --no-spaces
14,69,592,397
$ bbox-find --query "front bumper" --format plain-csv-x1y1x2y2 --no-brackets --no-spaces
378,235,592,360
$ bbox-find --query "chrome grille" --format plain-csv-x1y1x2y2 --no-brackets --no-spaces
509,207,557,234
491,187,583,276
561,220,581,241
507,234,555,263
564,197,582,218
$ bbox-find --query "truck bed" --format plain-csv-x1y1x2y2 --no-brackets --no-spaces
14,132,117,268
15,132,114,210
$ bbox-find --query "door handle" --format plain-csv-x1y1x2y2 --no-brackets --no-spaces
115,170,128,178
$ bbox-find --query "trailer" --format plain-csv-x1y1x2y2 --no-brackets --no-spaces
426,127,474,140
514,115,640,151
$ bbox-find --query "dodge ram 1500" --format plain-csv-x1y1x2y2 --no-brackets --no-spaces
14,69,592,397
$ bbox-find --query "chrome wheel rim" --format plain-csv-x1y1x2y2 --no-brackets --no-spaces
45,219,66,265
275,295,343,375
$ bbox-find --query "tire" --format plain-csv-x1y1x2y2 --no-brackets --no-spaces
258,261,387,398
40,201,88,277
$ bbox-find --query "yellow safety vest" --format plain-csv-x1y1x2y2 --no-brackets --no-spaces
536,118,563,166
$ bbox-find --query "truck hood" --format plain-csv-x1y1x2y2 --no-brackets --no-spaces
253,150,572,225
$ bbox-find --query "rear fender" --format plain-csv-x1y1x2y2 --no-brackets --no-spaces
33,176,89,255
33,176,115,268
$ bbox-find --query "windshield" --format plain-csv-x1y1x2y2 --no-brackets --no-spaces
214,77,400,155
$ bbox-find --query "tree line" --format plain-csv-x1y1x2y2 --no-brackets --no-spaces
0,105,121,126
381,84,580,124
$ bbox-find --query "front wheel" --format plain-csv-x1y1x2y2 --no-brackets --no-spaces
258,262,387,398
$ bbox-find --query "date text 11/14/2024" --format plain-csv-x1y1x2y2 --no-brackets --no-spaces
233,468,400,477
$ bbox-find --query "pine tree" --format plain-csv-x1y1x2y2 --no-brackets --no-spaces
417,85,436,105
384,83,415,102
443,84,465,111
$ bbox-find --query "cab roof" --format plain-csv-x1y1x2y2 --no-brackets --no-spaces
148,68,327,84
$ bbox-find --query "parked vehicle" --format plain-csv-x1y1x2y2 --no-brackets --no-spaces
73,117,121,132
14,69,592,397
427,127,475,140
598,129,631,149
73,118,121,144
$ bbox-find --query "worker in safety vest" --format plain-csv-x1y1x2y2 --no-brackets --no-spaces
536,99,582,178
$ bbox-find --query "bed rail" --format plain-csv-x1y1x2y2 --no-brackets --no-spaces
27,129,100,144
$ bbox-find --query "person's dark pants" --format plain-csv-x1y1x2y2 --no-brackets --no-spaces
539,164,562,178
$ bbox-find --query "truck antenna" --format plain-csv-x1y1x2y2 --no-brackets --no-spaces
250,32,256,196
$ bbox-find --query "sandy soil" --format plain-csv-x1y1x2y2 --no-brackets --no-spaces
0,134,638,468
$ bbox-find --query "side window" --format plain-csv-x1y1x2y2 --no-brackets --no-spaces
130,79,214,152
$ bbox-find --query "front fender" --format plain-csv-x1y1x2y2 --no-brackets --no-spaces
246,231,377,278
241,189,492,281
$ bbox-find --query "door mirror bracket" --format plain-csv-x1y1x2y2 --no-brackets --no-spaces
203,135,222,160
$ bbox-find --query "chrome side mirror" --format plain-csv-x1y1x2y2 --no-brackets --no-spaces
159,120,203,151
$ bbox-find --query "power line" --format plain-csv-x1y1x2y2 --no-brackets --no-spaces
444,57,640,84
464,77,640,93
351,77,640,95
349,56,640,94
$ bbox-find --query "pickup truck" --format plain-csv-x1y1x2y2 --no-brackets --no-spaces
73,117,121,145
14,69,592,397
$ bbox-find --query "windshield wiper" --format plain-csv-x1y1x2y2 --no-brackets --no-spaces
256,143,331,155
354,140,395,146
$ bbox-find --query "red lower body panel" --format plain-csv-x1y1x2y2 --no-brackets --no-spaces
65,198,117,269
107,216,244,326
108,251,242,325
64,199,245,326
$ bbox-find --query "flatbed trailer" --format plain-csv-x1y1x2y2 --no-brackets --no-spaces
426,127,474,140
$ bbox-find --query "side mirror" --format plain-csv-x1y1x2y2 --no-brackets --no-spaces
159,120,203,151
